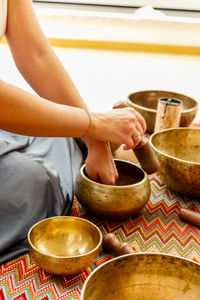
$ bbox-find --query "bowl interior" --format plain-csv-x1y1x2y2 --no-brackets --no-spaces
115,159,145,185
81,253,200,300
151,128,200,163
84,159,145,186
128,90,197,112
29,217,101,257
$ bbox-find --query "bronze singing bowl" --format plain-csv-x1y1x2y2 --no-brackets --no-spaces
74,159,151,220
28,216,102,275
126,90,198,133
150,128,200,197
81,253,200,300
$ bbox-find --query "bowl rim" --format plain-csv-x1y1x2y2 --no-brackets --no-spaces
80,252,200,300
79,159,148,188
149,127,200,166
127,90,199,113
27,216,103,259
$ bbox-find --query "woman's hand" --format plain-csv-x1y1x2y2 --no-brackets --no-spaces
85,139,118,185
87,107,147,150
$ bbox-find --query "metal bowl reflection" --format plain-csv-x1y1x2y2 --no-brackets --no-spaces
75,159,151,220
81,253,200,300
127,90,198,133
150,127,200,197
28,216,102,275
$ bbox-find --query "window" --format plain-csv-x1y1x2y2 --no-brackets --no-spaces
34,0,200,11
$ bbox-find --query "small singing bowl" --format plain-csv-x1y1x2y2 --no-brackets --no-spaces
81,253,200,300
74,159,151,220
28,216,102,275
126,90,198,133
150,128,200,197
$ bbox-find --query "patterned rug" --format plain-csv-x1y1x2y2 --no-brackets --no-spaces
0,147,200,299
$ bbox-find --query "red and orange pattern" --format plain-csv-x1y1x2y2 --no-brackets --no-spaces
0,148,200,299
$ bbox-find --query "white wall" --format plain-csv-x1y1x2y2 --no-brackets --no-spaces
0,43,199,121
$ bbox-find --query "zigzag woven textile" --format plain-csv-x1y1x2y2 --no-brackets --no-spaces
0,150,200,299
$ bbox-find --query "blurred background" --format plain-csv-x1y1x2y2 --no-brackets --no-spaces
1,0,200,120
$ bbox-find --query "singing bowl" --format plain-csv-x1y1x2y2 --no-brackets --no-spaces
150,128,200,197
81,253,200,300
28,216,102,275
126,90,198,133
74,159,151,220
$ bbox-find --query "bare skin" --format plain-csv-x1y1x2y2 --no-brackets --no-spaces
2,0,146,184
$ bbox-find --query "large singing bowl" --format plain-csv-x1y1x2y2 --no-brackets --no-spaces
127,90,198,133
28,216,102,275
75,159,150,220
150,128,200,197
81,253,200,300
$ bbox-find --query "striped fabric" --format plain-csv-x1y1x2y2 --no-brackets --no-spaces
0,147,200,299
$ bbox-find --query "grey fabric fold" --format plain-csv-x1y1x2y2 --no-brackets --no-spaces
0,131,83,264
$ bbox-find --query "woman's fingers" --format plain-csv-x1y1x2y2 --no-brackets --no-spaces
123,127,143,150
123,109,144,149
134,110,147,133
87,108,147,150
85,140,118,185
127,107,146,134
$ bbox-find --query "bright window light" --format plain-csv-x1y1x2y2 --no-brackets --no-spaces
34,0,200,11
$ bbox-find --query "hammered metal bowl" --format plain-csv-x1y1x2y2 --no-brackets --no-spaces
126,90,198,133
74,159,151,220
28,216,102,275
150,128,200,197
81,253,200,300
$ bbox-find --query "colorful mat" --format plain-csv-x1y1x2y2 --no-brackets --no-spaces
0,149,200,299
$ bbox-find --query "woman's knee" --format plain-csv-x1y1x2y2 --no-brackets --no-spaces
1,151,49,190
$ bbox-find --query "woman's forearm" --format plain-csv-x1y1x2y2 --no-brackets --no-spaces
0,80,90,137
4,0,146,149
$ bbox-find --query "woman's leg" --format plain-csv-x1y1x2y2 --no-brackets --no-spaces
0,151,66,264
21,137,83,202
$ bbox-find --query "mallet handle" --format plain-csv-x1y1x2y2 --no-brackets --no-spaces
113,101,160,174
102,233,134,256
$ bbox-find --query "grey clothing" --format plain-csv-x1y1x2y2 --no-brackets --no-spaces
0,0,84,265
0,131,83,264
